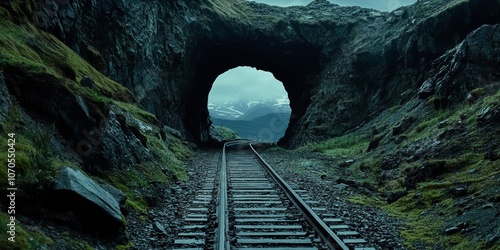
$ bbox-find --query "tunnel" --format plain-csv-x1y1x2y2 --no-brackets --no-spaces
181,35,322,145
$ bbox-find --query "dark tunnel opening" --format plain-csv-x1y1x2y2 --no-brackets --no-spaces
182,37,322,145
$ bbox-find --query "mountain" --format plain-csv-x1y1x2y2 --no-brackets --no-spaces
208,97,291,120
211,112,290,142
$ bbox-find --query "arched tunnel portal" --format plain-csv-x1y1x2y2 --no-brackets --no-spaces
182,37,322,145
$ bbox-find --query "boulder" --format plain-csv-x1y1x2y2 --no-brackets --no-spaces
418,78,435,99
53,167,124,236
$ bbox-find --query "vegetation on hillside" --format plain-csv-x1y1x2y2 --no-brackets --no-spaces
0,2,194,248
297,87,500,249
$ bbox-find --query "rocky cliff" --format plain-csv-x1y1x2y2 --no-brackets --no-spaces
1,0,500,248
23,0,500,147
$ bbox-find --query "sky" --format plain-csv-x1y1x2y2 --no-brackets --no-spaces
250,0,417,11
209,66,287,104
208,0,417,105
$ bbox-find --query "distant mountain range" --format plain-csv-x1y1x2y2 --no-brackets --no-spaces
209,97,291,141
208,97,291,120
212,113,290,142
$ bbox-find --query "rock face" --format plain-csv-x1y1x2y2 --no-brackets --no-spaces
52,167,124,235
30,0,500,147
418,24,500,107
2,66,152,171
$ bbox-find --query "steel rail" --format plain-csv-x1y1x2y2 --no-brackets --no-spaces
215,142,229,250
249,143,350,250
215,139,253,249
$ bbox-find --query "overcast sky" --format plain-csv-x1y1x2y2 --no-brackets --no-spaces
209,66,287,104
249,0,417,11
209,0,417,105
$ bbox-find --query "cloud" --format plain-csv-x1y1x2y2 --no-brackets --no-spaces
249,0,417,11
209,66,287,104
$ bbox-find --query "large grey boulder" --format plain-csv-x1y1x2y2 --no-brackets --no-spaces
53,167,124,235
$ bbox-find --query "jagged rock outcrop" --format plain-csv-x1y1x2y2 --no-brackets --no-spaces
2,65,153,171
418,24,500,108
27,0,500,147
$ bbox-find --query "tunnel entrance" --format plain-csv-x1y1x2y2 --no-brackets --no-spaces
180,29,322,145
208,66,291,142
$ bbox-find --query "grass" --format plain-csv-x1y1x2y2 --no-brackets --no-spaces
301,83,500,249
147,133,190,178
165,132,195,160
115,241,134,250
60,231,94,250
103,168,149,214
0,212,53,250
301,133,369,158
113,101,158,124
0,19,133,103
0,3,194,213
210,125,240,141
206,0,251,22
102,131,192,214
0,107,63,190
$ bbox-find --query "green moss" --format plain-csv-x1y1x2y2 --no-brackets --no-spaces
102,133,192,213
104,169,148,214
1,105,25,131
0,212,53,250
0,118,66,190
166,133,194,161
146,134,189,180
115,241,134,250
0,21,133,102
481,88,500,106
302,133,369,158
211,125,240,141
60,231,94,250
359,156,381,172
114,101,158,124
348,195,385,207
399,216,446,250
125,199,148,214
470,87,486,99
206,0,251,22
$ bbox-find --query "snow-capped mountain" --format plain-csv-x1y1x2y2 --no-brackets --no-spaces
208,97,291,120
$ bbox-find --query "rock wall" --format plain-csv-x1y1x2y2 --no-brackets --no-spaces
31,0,500,147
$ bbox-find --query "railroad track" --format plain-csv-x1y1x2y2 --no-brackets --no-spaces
172,140,375,250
